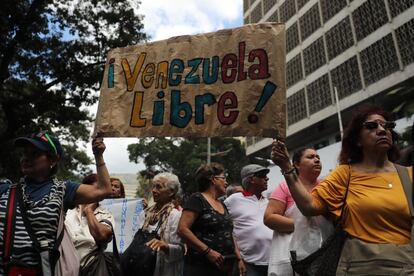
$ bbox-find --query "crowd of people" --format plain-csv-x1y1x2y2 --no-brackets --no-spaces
0,105,413,276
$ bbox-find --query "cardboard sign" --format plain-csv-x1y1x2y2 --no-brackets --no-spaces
94,23,286,138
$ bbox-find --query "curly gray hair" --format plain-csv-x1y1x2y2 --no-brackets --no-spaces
153,172,182,196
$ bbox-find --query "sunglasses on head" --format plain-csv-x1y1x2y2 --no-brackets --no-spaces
34,133,58,155
362,121,396,130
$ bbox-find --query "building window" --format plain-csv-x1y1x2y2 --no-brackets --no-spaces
314,140,329,150
244,0,250,12
395,19,414,66
330,56,362,99
320,0,347,23
267,9,279,22
299,3,321,41
279,0,296,23
244,15,250,24
297,0,310,11
251,2,263,23
352,0,388,41
286,22,299,52
287,53,303,87
388,0,414,18
263,0,278,15
303,37,326,76
360,34,399,86
287,89,307,125
307,74,332,115
325,16,354,60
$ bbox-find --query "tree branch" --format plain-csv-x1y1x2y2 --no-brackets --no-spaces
42,61,105,91
0,0,48,85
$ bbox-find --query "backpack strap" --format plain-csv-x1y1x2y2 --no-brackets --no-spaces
2,184,18,272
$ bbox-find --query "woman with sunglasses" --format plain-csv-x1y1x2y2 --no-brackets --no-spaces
264,148,333,275
178,163,245,276
0,132,112,275
271,105,414,274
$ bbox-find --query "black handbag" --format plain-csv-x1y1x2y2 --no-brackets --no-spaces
80,219,122,276
290,166,351,276
120,219,163,276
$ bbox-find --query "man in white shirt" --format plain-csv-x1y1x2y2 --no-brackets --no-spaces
224,164,273,276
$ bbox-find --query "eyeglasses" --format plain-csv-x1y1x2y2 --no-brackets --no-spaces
214,175,227,181
362,121,396,131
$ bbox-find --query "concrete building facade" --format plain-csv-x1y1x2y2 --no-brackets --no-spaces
243,0,414,188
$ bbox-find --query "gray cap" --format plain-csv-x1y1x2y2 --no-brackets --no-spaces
241,164,270,188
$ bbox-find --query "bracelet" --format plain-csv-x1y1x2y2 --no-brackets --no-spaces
97,162,106,167
202,247,211,256
281,167,296,176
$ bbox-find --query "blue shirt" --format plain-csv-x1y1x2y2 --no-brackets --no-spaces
0,177,80,210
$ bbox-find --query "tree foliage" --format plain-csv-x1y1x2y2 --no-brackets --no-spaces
128,137,250,194
0,0,147,181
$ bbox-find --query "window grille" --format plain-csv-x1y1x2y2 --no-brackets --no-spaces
330,56,362,99
287,89,307,125
325,16,354,60
251,2,263,23
360,34,399,85
395,19,414,66
388,0,414,18
352,0,388,41
320,0,347,23
307,74,332,114
303,37,326,76
279,0,296,23
300,4,321,41
263,0,278,15
287,53,303,87
286,22,300,52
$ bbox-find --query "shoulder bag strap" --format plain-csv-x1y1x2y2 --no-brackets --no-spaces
394,164,414,248
100,219,120,260
3,184,18,272
395,164,414,216
15,183,41,252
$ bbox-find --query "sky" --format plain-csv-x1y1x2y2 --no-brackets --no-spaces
86,0,243,174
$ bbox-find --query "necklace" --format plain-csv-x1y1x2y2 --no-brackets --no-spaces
375,172,394,189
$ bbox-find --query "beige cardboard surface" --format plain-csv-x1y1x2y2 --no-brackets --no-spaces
94,23,286,138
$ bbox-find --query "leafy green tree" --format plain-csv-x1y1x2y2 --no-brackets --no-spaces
128,137,250,194
0,0,147,181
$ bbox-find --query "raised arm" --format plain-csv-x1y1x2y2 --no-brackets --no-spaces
74,137,112,205
271,140,325,216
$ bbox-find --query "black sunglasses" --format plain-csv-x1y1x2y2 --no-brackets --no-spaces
253,172,268,178
362,121,396,130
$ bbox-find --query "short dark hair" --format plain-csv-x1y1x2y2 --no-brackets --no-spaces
339,105,400,164
292,147,315,175
195,163,225,192
110,177,126,198
82,173,98,185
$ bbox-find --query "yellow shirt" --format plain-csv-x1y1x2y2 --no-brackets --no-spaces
311,165,412,244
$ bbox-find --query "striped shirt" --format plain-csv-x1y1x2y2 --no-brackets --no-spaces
0,178,79,273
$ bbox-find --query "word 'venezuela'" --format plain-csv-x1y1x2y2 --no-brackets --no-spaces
107,41,278,128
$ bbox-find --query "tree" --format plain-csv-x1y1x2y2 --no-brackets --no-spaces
0,0,147,181
128,137,250,194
